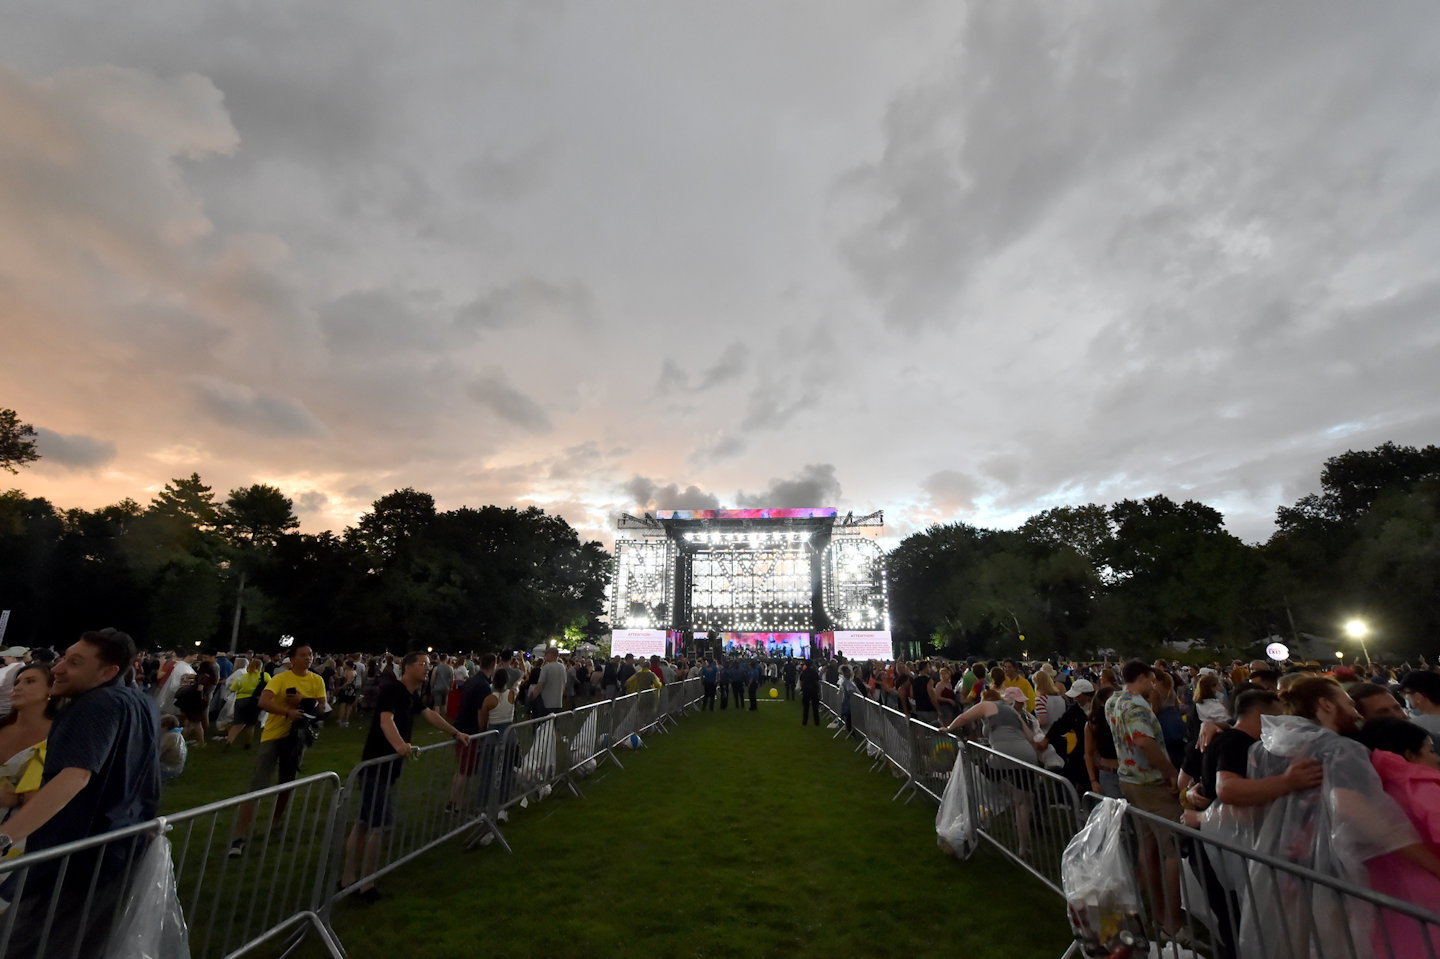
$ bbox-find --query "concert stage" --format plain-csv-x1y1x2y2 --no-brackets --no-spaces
608,507,891,658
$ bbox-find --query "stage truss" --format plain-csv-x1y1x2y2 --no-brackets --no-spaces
608,508,888,638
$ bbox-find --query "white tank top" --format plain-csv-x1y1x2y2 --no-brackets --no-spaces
489,687,516,725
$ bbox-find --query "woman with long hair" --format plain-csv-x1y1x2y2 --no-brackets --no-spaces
0,663,56,854
1085,686,1122,799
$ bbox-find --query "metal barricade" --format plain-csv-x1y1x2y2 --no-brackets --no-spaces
907,716,957,803
958,738,1083,896
553,699,610,786
877,701,920,802
329,728,507,910
0,772,344,959
636,686,664,735
1078,800,1440,959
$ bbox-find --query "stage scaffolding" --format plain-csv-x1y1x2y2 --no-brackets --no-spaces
608,508,887,647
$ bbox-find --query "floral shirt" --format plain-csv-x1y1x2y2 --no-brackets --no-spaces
1105,689,1164,786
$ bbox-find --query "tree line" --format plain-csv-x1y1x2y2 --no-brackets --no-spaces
1,409,609,653
889,442,1440,663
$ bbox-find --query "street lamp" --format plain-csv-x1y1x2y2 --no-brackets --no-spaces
1345,620,1371,667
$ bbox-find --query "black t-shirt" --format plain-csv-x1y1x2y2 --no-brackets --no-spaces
31,677,160,866
911,675,935,711
799,665,820,690
1201,727,1257,801
363,677,425,765
617,663,636,685
453,670,494,735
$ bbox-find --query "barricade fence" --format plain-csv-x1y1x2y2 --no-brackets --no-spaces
816,681,1440,959
0,682,701,959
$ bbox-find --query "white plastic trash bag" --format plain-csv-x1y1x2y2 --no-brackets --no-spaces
1060,797,1145,954
108,833,191,959
936,764,976,860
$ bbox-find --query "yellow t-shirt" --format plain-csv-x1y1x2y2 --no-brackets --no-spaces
1003,676,1037,713
260,670,328,742
230,670,263,698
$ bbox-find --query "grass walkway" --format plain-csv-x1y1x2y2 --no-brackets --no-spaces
277,693,1072,959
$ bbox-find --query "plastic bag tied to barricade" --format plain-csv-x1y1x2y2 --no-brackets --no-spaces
108,832,192,959
936,752,976,860
1060,797,1145,956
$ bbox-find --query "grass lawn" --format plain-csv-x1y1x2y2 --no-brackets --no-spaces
235,691,1075,959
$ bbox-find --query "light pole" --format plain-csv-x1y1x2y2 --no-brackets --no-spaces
1345,620,1371,667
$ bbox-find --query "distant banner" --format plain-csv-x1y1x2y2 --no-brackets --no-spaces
610,629,668,659
655,508,837,521
832,630,892,660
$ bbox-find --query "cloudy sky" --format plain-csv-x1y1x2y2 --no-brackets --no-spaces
4,1,1440,547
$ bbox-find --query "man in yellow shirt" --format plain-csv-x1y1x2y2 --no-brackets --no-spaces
1001,659,1037,713
229,644,328,857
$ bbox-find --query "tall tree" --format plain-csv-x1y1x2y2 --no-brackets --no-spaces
0,409,39,474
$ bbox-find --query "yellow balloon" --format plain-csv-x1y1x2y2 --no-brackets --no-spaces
769,687,779,698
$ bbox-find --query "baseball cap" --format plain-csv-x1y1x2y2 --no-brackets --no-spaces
1065,679,1095,698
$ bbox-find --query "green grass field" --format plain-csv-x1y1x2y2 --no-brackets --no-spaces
173,692,1071,959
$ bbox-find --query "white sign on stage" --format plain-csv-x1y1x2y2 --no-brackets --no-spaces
610,629,667,659
832,630,893,660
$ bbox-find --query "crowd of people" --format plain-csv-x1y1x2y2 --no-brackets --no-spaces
839,652,1440,953
4,634,1440,954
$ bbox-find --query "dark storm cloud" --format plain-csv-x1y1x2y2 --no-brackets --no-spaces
736,464,841,509
621,475,721,511
193,377,329,439
33,428,117,469
296,490,328,513
920,469,980,513
466,371,553,432
318,289,446,354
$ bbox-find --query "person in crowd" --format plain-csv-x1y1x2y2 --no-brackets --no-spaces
225,656,266,748
334,659,360,728
783,658,798,702
1086,687,1123,799
700,657,718,710
747,660,760,711
906,660,942,723
0,629,160,959
157,649,195,716
941,687,1044,858
341,651,468,901
1106,661,1185,943
429,654,453,713
1001,660,1037,713
729,659,746,713
1193,671,1228,725
627,658,659,694
1399,671,1440,736
1037,678,1094,798
936,666,958,725
195,648,219,718
1243,661,1280,693
602,655,620,699
1196,689,1320,811
529,647,567,719
0,663,56,852
648,655,665,685
1149,667,1187,770
617,654,637,693
838,665,859,735
448,653,497,814
485,667,519,826
174,665,209,747
799,658,822,726
958,659,983,706
158,714,187,782
1355,716,1440,953
1350,681,1408,723
229,644,327,858
1033,668,1066,732
1235,678,1440,952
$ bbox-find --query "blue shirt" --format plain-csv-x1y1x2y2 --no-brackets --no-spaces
701,664,718,683
31,675,160,860
216,656,234,680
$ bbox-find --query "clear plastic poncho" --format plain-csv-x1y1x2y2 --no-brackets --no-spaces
1217,715,1419,959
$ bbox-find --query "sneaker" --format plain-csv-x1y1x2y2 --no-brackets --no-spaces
228,838,245,858
479,833,494,846
497,810,509,823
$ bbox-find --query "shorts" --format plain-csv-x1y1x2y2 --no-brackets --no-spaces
983,760,1038,792
235,697,261,726
336,691,357,705
357,767,398,830
455,736,485,775
1120,780,1184,859
249,737,304,792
